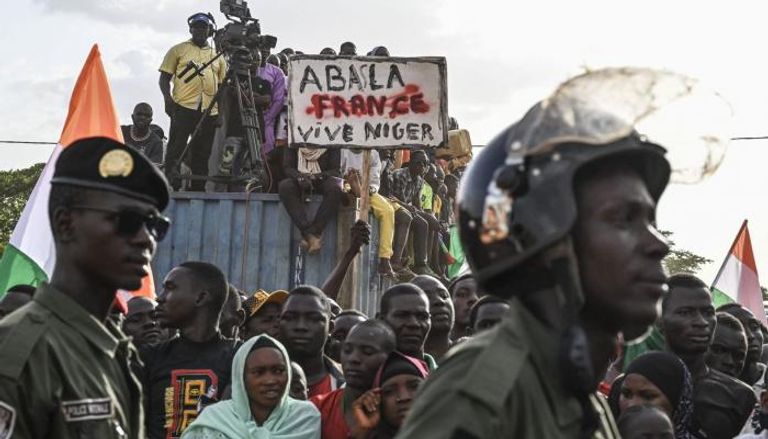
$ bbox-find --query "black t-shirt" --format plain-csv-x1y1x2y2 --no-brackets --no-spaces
139,334,241,439
692,368,757,438
121,125,164,165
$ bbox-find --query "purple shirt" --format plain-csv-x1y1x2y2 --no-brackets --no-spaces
257,63,286,154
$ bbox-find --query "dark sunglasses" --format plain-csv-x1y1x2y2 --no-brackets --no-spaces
71,206,171,241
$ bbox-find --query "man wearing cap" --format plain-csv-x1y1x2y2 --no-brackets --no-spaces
241,289,288,340
160,12,227,191
0,137,170,438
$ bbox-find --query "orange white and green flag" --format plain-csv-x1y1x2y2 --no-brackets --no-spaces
711,220,767,324
0,44,155,309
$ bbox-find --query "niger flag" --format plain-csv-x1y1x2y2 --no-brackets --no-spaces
711,220,767,324
0,44,156,311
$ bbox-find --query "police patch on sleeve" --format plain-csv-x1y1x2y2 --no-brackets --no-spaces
0,401,16,439
61,398,114,422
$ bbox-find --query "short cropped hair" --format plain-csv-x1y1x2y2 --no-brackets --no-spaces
337,309,368,320
379,283,428,315
448,273,474,297
662,273,710,312
48,184,87,232
469,296,508,328
225,283,243,311
716,311,746,333
349,319,397,353
286,285,331,316
6,284,36,296
178,261,228,312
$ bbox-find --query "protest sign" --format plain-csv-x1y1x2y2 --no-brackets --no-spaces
287,55,448,149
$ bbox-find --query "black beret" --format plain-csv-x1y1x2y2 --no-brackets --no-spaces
51,137,170,210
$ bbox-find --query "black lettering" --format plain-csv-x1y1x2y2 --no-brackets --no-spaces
387,64,406,89
393,123,404,140
299,66,322,93
342,124,354,142
324,126,342,141
348,65,364,91
421,123,434,141
383,123,390,137
298,126,313,142
406,123,420,140
365,122,381,140
326,65,346,92
369,64,383,90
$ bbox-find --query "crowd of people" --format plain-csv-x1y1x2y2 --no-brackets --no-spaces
2,9,768,439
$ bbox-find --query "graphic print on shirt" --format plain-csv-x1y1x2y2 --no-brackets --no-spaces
164,369,218,439
0,401,15,439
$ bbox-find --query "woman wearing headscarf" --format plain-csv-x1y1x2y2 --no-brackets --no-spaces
613,351,695,439
182,335,320,439
349,351,430,439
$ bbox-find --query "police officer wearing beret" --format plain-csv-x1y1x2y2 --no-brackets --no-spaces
0,137,170,439
398,69,679,438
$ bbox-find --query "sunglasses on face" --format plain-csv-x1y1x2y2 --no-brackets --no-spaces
71,206,171,241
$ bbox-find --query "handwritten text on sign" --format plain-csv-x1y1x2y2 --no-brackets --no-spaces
288,55,448,149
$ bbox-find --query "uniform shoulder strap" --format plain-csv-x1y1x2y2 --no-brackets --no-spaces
0,305,50,379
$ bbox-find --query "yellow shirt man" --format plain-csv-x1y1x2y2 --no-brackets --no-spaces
159,40,226,115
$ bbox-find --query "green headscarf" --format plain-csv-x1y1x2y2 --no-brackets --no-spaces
181,335,320,439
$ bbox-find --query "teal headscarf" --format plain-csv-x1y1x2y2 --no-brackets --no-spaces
181,335,320,439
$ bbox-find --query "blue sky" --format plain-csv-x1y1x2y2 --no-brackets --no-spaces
4,0,768,283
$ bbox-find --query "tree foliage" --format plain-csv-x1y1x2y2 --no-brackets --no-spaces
0,163,45,257
661,230,713,275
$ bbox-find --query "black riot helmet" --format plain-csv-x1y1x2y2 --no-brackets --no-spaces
457,66,735,300
458,107,670,298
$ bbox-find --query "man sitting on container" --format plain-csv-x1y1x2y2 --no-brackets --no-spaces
278,146,342,254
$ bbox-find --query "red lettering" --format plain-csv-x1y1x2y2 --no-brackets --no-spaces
410,93,428,113
389,96,410,118
350,95,367,115
332,96,350,118
367,96,387,116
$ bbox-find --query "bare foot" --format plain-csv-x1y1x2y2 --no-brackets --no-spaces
306,234,323,254
378,258,397,278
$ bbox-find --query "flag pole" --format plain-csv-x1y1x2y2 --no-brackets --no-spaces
710,219,748,289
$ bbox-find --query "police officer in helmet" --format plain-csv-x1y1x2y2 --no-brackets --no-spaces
399,69,676,438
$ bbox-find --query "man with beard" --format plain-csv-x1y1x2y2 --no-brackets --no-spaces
278,286,344,398
123,296,166,349
412,275,455,363
0,138,169,438
448,273,480,341
310,320,395,438
377,284,437,371
142,261,239,439
121,103,163,166
662,273,756,438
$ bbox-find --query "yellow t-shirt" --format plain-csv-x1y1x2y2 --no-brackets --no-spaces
159,40,227,115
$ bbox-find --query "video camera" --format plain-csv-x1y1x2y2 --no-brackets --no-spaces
216,0,277,67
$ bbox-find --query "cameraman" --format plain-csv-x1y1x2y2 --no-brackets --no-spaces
159,12,227,191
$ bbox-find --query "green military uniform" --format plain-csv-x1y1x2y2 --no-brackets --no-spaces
398,298,619,439
0,284,144,438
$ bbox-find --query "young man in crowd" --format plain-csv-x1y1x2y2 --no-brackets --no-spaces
0,284,35,319
469,295,510,336
123,296,166,350
278,147,342,254
311,320,396,438
721,304,767,387
377,283,437,370
278,285,344,398
143,261,240,439
326,309,367,362
448,273,479,341
400,89,673,437
218,284,246,339
388,151,434,277
241,289,288,340
412,275,455,363
661,273,756,438
0,137,169,438
706,312,749,378
159,12,226,191
121,102,164,166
